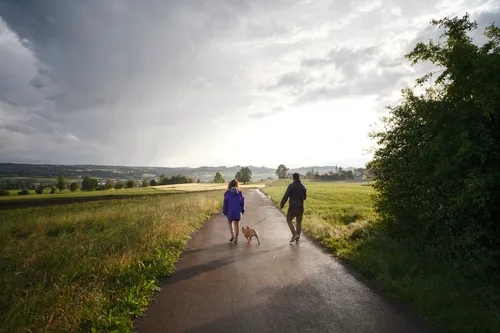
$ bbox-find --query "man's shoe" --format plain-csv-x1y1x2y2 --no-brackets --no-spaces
234,238,238,244
229,236,235,242
290,235,299,242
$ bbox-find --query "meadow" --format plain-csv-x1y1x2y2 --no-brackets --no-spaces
0,190,224,332
2,179,498,333
262,180,500,333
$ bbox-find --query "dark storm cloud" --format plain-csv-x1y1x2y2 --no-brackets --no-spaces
0,0,259,164
0,0,498,165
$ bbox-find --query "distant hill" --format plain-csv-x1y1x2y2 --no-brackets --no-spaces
0,163,364,183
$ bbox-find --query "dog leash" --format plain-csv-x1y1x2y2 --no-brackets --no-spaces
247,217,266,228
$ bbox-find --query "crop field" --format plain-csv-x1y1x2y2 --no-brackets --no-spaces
0,191,223,332
153,182,266,192
1,182,267,203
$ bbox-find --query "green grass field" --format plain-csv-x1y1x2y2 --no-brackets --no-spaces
262,180,500,333
0,191,224,332
262,180,377,257
3,180,498,333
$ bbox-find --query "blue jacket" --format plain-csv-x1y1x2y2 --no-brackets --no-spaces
223,187,245,220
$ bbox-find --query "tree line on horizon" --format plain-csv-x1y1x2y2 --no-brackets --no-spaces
274,164,366,181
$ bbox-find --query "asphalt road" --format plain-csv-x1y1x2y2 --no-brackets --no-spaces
134,189,440,333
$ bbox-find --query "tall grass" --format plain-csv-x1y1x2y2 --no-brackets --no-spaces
262,181,500,333
0,191,223,332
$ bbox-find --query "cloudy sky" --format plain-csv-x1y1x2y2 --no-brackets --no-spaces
0,0,498,168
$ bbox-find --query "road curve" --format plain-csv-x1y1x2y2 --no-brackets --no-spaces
134,189,439,333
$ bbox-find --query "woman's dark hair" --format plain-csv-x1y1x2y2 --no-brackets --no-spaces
228,179,239,189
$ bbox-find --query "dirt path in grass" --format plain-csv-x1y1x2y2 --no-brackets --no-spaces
134,189,440,333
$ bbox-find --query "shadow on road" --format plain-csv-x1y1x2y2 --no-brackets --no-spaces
160,243,289,286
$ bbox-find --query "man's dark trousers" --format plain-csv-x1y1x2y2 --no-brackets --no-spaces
287,205,304,237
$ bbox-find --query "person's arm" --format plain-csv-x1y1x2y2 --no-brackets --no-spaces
240,191,245,214
222,192,228,216
280,184,291,209
303,185,307,201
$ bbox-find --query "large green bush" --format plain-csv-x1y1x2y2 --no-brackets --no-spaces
368,14,500,262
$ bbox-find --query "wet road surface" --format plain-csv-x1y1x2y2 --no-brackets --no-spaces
134,189,439,333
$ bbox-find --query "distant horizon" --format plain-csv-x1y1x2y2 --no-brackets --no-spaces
0,161,368,170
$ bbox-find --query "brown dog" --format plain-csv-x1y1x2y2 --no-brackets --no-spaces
242,226,261,245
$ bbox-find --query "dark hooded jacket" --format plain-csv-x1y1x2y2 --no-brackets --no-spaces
280,180,307,209
223,186,245,220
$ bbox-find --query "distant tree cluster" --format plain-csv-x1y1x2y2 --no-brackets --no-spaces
159,174,194,185
275,164,289,179
273,165,366,181
0,169,219,196
305,167,355,181
209,167,253,184
235,167,252,184
213,172,225,183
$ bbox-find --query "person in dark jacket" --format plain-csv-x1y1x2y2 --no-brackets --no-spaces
280,173,307,242
223,179,245,244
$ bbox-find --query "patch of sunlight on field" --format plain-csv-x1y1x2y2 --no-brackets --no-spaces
153,182,266,192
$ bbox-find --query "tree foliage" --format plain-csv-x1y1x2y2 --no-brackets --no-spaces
159,174,194,185
368,14,500,259
275,164,289,179
213,172,225,183
104,180,114,190
115,181,125,190
35,185,44,194
81,176,98,191
56,175,66,193
235,167,252,184
69,182,79,192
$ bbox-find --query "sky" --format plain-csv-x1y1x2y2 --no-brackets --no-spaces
0,0,498,169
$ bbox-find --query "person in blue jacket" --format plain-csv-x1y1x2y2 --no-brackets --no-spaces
223,179,245,244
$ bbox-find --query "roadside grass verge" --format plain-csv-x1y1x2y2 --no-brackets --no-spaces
0,191,223,332
261,181,500,333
